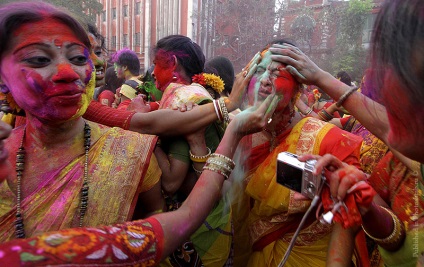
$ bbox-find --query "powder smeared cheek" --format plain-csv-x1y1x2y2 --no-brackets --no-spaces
22,69,47,93
71,71,95,120
247,76,259,105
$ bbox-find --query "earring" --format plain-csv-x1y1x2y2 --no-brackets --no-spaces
0,84,12,114
0,99,12,114
172,73,178,81
0,84,9,94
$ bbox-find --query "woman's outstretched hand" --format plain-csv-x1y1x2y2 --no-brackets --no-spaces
227,52,261,111
269,43,325,85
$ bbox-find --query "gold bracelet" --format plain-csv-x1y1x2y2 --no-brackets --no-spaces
362,206,405,246
192,164,203,175
218,97,230,124
202,153,236,180
301,107,313,116
336,86,358,107
318,109,333,122
189,147,211,163
209,153,235,169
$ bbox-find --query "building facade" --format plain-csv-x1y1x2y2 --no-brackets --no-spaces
96,0,198,72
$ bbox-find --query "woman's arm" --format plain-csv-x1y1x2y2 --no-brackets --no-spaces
154,147,190,196
270,44,390,143
0,95,278,266
155,94,279,259
327,224,356,267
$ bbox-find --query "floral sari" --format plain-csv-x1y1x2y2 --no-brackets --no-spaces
0,122,159,242
368,152,424,267
232,117,362,267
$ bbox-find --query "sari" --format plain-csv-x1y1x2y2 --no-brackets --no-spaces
0,217,164,266
368,152,424,267
342,116,389,175
158,83,230,267
233,117,362,267
0,122,159,242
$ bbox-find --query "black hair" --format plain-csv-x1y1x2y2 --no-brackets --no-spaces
336,71,352,86
154,35,205,80
204,56,235,95
87,23,106,52
370,0,424,106
100,66,125,94
112,48,141,76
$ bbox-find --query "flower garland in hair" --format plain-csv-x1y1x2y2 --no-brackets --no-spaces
192,73,225,94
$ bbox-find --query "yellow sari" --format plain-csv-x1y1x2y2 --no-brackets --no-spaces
233,117,362,267
0,122,159,241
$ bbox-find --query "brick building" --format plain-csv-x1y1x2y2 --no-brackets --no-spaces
96,0,199,72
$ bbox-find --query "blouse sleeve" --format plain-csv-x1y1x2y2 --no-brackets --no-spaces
83,100,135,130
0,217,164,266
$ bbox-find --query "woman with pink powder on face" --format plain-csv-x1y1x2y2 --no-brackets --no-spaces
0,0,166,240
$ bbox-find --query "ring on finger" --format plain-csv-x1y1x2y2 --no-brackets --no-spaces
243,70,248,77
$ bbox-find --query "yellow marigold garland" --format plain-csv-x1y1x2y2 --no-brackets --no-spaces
192,73,225,94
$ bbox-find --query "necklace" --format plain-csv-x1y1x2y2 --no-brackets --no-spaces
264,109,295,152
15,122,91,239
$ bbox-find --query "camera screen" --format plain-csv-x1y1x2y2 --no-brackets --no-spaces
276,160,303,193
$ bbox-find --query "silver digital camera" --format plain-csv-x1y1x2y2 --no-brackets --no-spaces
276,151,323,199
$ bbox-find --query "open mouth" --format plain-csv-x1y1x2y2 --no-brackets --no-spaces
95,67,105,78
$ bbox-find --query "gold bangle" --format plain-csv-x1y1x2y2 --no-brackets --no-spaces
336,86,358,107
301,107,312,116
189,147,211,163
209,153,235,169
318,109,333,122
192,164,203,175
218,97,230,124
362,206,405,246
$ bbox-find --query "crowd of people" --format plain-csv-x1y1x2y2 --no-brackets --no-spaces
0,0,422,266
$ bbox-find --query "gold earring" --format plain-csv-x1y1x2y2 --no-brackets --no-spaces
0,84,13,114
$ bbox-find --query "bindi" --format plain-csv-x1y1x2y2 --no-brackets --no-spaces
54,39,62,49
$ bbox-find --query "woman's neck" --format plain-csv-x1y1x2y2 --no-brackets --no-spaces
265,107,294,134
24,116,86,148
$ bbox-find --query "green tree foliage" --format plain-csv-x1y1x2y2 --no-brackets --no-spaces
0,0,103,24
329,0,373,82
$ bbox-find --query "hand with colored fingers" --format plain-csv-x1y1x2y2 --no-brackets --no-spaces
227,52,260,111
128,95,151,113
229,94,280,137
299,154,376,228
269,43,325,85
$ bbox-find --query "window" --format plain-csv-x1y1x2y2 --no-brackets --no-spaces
112,8,116,19
123,5,128,17
135,2,141,15
111,36,116,49
123,34,128,47
101,11,106,22
362,13,377,45
134,32,141,47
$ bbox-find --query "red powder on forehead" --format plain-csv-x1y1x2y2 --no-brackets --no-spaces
154,49,175,68
13,17,85,51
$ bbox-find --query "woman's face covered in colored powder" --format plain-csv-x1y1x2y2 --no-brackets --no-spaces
88,33,106,87
152,50,175,91
247,50,297,112
0,18,94,123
